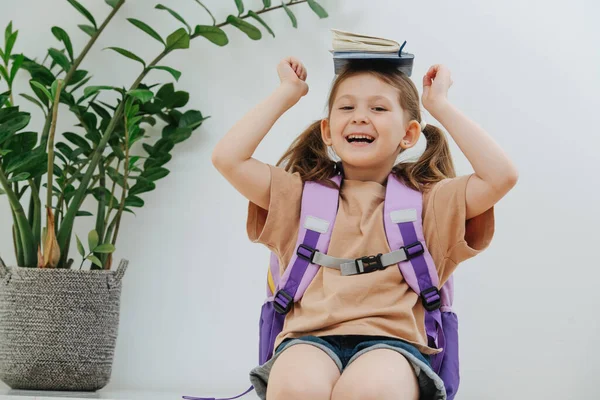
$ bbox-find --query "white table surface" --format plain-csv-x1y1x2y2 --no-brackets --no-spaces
0,389,261,400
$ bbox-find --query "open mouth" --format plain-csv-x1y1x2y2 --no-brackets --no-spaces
345,134,375,145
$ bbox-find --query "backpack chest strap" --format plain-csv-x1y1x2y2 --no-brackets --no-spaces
302,242,425,275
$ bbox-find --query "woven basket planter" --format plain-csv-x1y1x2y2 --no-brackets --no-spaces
0,258,128,391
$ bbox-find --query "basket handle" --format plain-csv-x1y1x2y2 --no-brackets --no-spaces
114,259,128,283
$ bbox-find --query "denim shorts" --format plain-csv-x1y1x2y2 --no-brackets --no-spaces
249,334,447,400
276,334,431,369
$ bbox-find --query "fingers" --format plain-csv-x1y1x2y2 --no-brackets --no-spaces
285,56,307,81
423,64,451,86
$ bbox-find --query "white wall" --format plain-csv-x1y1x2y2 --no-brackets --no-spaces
1,0,599,399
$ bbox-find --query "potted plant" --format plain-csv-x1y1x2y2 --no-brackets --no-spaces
0,0,328,391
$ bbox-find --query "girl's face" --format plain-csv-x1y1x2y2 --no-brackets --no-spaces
321,73,420,179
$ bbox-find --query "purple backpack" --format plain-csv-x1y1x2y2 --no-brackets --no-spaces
185,172,459,400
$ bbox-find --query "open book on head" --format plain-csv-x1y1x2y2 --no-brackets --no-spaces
330,28,415,76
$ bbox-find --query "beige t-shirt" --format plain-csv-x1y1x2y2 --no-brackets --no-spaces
247,165,495,355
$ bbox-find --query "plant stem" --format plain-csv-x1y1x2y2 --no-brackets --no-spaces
103,159,121,232
192,0,309,36
110,111,130,250
28,178,41,247
57,51,167,264
94,161,106,255
57,0,305,264
63,0,126,85
194,1,216,25
0,167,36,266
11,214,23,266
46,80,63,214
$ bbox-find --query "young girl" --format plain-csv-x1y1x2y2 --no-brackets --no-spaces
212,56,518,400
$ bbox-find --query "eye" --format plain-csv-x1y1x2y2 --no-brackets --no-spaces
339,106,354,110
372,107,387,112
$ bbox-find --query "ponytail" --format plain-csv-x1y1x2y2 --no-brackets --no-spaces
276,120,338,187
393,123,456,191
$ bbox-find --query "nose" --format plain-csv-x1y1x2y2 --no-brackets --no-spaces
351,111,369,124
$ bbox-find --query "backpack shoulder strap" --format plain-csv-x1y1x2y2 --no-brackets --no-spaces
273,174,341,313
383,173,441,310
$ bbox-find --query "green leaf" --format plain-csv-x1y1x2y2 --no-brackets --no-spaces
78,24,97,37
87,255,103,268
181,109,208,129
76,235,85,257
307,0,328,18
67,0,97,29
20,57,56,86
105,47,146,67
9,54,24,84
63,132,91,151
51,27,74,61
5,22,13,44
66,69,88,86
0,107,19,123
125,195,144,208
248,11,275,38
234,0,244,15
111,145,125,160
144,153,171,169
127,18,165,45
262,0,271,7
30,81,52,102
90,102,111,120
0,65,8,84
282,2,297,28
19,93,45,113
226,15,261,40
142,167,169,181
76,211,93,216
48,48,71,71
0,112,31,146
155,4,191,33
83,85,117,99
128,89,153,103
129,178,156,196
165,28,190,52
4,32,18,63
193,25,229,46
106,166,125,187
2,131,37,158
148,66,182,81
50,79,62,100
8,172,30,182
0,91,9,107
94,243,115,253
105,0,120,8
5,149,45,175
88,229,99,251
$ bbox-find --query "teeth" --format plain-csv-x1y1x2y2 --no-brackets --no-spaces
347,134,374,141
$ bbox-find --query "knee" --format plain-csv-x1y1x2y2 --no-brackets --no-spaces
332,377,417,400
268,375,334,400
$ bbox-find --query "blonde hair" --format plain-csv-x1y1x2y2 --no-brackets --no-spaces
276,60,456,191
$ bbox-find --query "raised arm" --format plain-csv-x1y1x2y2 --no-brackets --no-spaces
212,57,308,210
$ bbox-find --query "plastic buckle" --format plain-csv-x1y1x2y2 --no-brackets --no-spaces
404,241,425,260
421,286,442,311
355,253,384,274
273,290,294,314
296,244,317,263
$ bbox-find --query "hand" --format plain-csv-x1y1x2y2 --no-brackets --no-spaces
277,56,308,100
422,64,453,114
